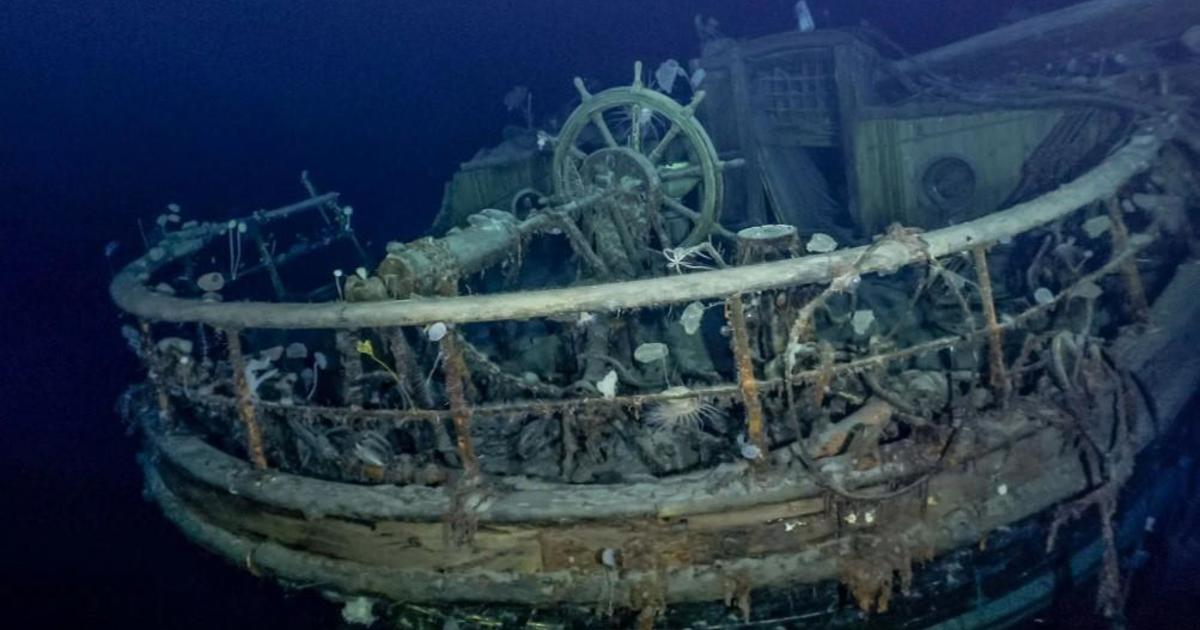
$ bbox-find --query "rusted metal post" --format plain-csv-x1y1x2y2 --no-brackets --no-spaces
137,319,173,428
347,230,370,267
302,171,368,265
736,224,799,265
334,330,364,407
223,329,269,470
560,408,579,481
1106,197,1150,323
726,294,768,461
386,327,432,408
250,226,287,299
971,246,1011,403
441,331,481,480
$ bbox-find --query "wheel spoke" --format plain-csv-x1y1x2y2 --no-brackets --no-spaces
589,112,619,148
664,195,734,240
663,196,711,246
570,145,588,161
647,122,681,164
650,211,674,250
663,195,701,221
628,104,641,152
659,164,703,181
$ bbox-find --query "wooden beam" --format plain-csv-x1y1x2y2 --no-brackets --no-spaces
895,0,1200,78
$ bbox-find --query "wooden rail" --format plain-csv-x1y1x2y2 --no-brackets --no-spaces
110,131,1166,330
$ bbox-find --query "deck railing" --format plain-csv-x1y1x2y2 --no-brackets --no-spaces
113,125,1184,494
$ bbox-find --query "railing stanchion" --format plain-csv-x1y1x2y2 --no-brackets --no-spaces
224,328,269,470
441,330,481,480
1107,197,1150,323
138,319,174,428
726,294,768,463
251,225,287,299
387,327,432,408
335,330,365,407
971,245,1011,405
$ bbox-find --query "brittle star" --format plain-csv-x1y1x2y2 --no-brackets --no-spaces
661,242,727,274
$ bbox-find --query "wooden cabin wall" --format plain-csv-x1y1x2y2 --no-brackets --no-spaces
832,39,880,233
693,65,757,225
852,109,1064,234
696,32,882,230
695,66,740,152
432,153,552,233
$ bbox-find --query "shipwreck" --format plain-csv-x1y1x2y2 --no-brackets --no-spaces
112,1,1200,627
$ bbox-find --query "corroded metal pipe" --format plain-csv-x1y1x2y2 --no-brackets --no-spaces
377,190,608,297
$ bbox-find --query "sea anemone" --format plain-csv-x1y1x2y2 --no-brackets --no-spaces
340,596,377,626
644,386,721,433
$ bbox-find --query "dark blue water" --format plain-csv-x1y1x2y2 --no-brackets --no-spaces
2,1,1190,628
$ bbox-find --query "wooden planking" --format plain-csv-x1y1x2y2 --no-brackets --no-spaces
162,463,544,572
536,514,839,574
158,421,1084,578
160,456,837,575
853,109,1063,232
153,391,1117,583
682,496,825,531
152,412,1133,605
137,258,1200,605
537,496,832,573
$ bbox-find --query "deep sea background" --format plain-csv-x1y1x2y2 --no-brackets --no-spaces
1,1,1195,628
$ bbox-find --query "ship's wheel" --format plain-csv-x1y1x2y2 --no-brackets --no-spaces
552,62,730,247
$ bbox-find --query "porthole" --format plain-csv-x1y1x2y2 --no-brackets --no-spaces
921,156,977,212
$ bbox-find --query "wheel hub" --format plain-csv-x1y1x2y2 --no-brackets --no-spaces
579,147,663,217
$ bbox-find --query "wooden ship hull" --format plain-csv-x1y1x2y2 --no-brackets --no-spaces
112,1,1200,627
132,261,1200,628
